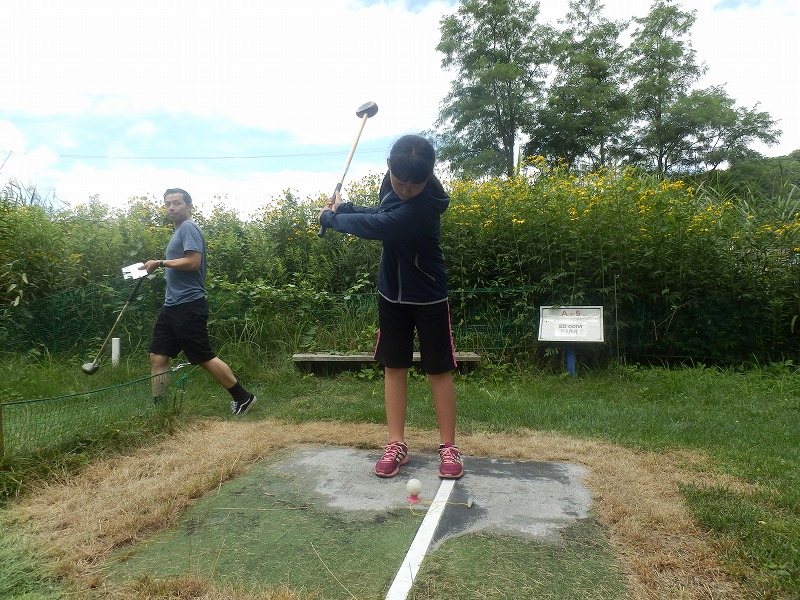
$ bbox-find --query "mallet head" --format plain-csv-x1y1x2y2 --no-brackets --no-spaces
82,361,99,375
356,101,378,119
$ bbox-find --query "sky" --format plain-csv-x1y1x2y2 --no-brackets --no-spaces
2,0,798,218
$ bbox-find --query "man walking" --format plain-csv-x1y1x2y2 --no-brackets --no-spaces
141,188,256,415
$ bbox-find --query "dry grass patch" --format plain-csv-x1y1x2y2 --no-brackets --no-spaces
4,420,751,599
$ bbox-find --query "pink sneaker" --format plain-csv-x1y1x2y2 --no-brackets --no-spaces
438,444,464,479
374,441,409,477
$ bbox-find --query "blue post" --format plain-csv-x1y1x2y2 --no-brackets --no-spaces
565,345,576,377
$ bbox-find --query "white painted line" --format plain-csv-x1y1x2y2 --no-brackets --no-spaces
385,478,455,600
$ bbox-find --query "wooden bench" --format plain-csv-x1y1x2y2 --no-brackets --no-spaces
291,351,481,374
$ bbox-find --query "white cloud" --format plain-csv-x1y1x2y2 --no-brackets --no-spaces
2,147,60,194
2,0,798,214
0,122,60,187
125,120,158,140
42,160,382,218
689,1,798,154
4,0,454,146
0,121,27,153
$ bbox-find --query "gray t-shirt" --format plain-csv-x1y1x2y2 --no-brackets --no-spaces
164,220,206,306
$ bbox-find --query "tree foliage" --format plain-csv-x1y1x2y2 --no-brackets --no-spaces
622,0,705,173
433,0,551,178
434,0,783,177
525,0,629,171
623,1,780,175
705,150,800,202
673,87,780,172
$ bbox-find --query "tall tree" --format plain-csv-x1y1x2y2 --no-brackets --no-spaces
433,0,551,178
623,0,704,174
670,86,780,172
526,0,629,171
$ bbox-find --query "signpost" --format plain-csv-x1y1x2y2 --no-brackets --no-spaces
538,306,604,377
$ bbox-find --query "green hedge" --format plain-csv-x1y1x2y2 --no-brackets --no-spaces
2,165,799,364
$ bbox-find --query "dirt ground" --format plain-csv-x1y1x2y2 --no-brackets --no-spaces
4,420,753,599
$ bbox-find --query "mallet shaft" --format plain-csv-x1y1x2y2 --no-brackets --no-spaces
318,102,377,237
89,276,145,367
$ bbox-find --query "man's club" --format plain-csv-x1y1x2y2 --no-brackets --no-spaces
317,100,379,237
82,276,146,375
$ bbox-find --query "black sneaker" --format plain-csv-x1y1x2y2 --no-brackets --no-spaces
231,394,256,415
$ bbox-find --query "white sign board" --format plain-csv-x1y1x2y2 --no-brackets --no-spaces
538,306,604,342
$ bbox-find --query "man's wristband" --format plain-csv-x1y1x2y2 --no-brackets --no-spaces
160,260,164,268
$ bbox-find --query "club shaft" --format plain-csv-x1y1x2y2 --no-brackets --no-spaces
318,112,371,237
338,113,369,186
90,276,145,365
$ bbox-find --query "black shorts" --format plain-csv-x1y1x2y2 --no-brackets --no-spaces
149,298,216,364
374,295,457,375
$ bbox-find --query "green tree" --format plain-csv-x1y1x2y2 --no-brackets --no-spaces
526,0,629,171
668,86,780,172
60,198,127,285
115,196,175,277
198,202,251,282
623,2,781,177
623,0,705,174
433,0,551,178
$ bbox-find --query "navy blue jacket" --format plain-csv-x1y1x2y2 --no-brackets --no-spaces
319,172,450,304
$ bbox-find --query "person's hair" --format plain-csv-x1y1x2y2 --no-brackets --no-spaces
163,188,193,205
388,135,435,184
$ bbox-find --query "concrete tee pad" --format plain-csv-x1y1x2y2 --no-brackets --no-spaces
271,446,592,548
106,445,605,599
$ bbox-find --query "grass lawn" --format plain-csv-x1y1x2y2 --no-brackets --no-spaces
0,357,798,598
262,362,800,597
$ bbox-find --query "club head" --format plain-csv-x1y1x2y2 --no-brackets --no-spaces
82,362,99,375
356,101,378,119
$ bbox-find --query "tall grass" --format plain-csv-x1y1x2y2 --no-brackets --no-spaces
4,166,800,363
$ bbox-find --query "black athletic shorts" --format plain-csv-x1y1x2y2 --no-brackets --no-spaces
149,298,216,364
374,295,457,375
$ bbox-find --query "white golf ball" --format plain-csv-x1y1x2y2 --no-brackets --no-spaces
406,478,422,496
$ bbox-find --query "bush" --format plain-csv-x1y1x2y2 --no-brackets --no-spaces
3,166,799,364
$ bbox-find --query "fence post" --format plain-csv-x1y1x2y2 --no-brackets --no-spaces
112,337,121,367
1,402,4,457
